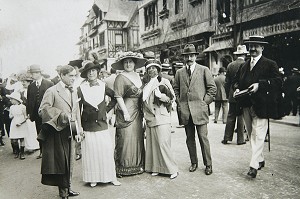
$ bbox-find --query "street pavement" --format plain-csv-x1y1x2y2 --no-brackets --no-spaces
0,108,299,199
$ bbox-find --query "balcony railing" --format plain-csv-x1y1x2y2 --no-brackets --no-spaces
141,29,161,40
170,18,186,31
158,9,169,20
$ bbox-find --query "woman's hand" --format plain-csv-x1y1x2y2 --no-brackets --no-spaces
124,113,131,121
159,94,171,103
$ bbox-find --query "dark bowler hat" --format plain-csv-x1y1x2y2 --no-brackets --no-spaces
244,35,268,45
80,62,102,78
181,44,199,55
219,67,226,73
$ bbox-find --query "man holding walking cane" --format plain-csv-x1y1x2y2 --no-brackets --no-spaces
233,36,282,178
38,65,81,198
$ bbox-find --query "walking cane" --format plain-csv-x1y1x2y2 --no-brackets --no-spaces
267,118,270,152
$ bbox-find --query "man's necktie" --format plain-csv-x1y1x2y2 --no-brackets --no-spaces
250,58,255,71
187,67,191,77
36,81,40,102
65,85,73,93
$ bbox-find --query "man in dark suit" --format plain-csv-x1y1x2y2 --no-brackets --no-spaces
233,36,282,178
39,65,81,199
27,65,54,158
222,45,248,145
173,44,216,175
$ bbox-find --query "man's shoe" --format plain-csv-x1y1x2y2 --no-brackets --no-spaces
221,140,228,144
76,154,81,161
205,165,213,175
189,164,198,172
258,161,265,170
61,197,69,199
36,154,42,159
247,167,257,178
68,190,80,197
237,142,246,145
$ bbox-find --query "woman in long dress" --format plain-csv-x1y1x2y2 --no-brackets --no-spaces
142,59,178,179
17,72,39,152
78,62,120,187
111,52,146,177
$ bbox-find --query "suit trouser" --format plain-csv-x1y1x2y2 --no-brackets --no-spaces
224,103,245,143
214,101,228,123
184,115,212,166
58,138,76,197
35,117,43,153
243,107,268,169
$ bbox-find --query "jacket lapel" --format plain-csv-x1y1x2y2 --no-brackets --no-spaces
56,83,72,108
183,67,190,87
189,65,199,87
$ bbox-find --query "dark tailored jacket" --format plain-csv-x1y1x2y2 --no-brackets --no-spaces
225,58,245,103
27,79,53,121
173,64,217,125
78,83,117,132
233,56,282,119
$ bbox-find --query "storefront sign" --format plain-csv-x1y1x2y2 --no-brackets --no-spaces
243,19,300,39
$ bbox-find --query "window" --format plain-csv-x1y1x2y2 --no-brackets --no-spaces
243,0,268,7
99,32,105,46
144,1,157,29
133,30,139,45
175,0,183,15
99,10,102,21
115,34,123,45
217,0,230,24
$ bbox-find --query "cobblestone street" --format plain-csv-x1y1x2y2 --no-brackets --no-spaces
1,108,299,199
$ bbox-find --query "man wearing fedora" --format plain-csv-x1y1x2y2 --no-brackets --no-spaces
27,64,54,159
233,36,282,178
38,65,81,199
173,44,216,175
222,45,248,145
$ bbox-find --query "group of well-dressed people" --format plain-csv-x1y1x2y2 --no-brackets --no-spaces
0,35,285,198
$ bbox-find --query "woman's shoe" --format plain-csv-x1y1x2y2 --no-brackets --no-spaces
151,172,159,176
111,180,121,186
170,172,178,179
90,182,97,187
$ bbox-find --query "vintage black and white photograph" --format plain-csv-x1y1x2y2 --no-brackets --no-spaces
0,0,299,198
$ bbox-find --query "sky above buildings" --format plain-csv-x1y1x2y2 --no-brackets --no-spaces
0,0,94,78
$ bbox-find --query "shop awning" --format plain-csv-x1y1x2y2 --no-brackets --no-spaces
203,40,233,53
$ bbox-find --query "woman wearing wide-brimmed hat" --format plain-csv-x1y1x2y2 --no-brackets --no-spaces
142,59,178,179
77,62,121,187
111,51,146,177
17,72,40,152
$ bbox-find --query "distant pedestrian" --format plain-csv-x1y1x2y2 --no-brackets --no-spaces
233,36,283,178
221,45,247,145
173,44,216,175
214,67,228,124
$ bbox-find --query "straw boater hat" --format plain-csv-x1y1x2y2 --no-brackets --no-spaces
145,59,162,73
244,35,268,45
7,92,23,103
233,45,249,55
28,64,42,73
111,51,146,70
80,62,102,78
161,63,172,71
181,44,199,55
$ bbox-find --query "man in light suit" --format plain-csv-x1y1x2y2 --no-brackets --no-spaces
27,65,54,158
222,45,248,145
233,36,282,178
173,44,216,175
38,65,81,199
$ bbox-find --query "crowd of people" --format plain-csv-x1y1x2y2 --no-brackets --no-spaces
1,35,299,199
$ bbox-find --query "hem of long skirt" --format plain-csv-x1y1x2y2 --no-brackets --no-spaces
145,167,178,175
116,166,144,176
